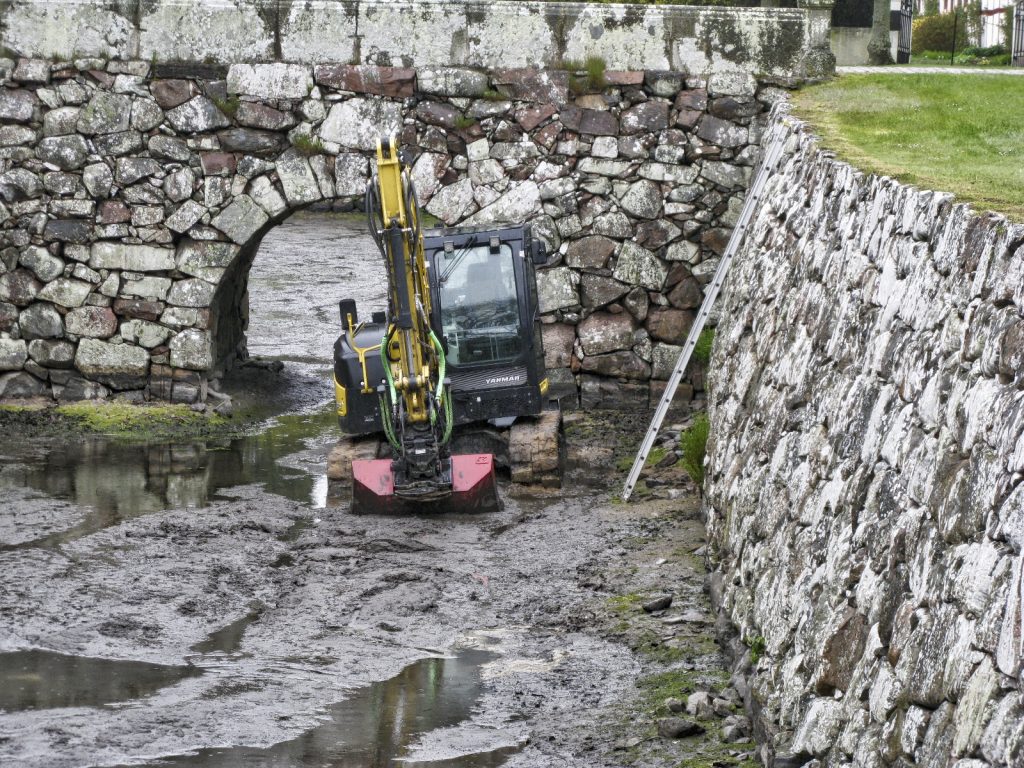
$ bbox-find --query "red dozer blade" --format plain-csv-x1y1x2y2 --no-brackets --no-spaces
350,454,501,514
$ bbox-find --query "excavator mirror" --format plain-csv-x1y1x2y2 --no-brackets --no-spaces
339,298,357,327
531,241,548,266
371,310,386,324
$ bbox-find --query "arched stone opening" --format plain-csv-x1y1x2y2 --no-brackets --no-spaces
205,195,371,378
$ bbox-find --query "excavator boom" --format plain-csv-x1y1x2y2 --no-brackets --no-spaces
348,137,500,514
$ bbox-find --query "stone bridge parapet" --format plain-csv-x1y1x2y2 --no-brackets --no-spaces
1,0,830,79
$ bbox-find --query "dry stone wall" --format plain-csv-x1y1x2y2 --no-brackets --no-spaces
705,108,1024,767
0,57,785,405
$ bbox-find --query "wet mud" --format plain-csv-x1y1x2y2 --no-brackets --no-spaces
0,213,744,768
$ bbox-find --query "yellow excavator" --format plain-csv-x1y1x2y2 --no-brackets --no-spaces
334,137,552,513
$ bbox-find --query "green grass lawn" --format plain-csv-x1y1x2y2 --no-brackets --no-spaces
791,74,1024,221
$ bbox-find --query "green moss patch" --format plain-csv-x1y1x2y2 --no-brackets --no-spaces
56,402,227,440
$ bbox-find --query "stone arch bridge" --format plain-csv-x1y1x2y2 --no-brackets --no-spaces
0,0,833,407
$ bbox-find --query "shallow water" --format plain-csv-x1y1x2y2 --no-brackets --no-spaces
0,650,202,712
141,650,513,768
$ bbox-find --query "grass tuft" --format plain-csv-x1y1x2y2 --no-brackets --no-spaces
291,134,325,156
792,74,1024,221
693,328,715,366
679,413,709,488
212,95,240,118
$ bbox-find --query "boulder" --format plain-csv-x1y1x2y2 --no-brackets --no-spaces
236,102,296,131
74,338,148,389
35,135,89,170
275,149,322,206
165,200,206,234
169,329,214,370
164,167,195,201
537,267,579,313
0,302,18,332
580,351,650,380
150,79,194,109
176,240,240,282
217,128,287,155
0,371,46,398
121,276,172,301
646,308,694,344
121,319,171,348
620,101,669,134
565,236,616,270
542,323,576,369
166,97,231,133
77,92,131,134
580,374,649,410
613,242,666,291
0,338,28,371
335,153,370,197
417,67,489,97
644,70,685,97
65,306,117,338
19,247,63,282
464,182,541,226
27,339,75,369
211,195,269,245
578,312,635,355
319,98,403,151
0,89,36,122
425,178,475,225
560,106,618,136
112,299,164,322
580,275,630,309
619,179,663,219
37,278,91,308
18,303,63,339
82,163,114,197
696,115,747,148
90,242,174,272
167,279,216,308
668,277,703,310
313,64,413,97
43,220,91,244
130,99,164,131
115,157,162,184
491,69,569,105
0,168,43,200
651,343,684,379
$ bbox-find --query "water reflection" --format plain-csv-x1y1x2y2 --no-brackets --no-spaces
0,650,202,712
0,409,339,551
148,649,514,768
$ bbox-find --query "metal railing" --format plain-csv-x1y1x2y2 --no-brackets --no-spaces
897,0,914,64
1014,0,1024,67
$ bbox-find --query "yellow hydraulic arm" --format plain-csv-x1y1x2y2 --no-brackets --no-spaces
373,137,438,427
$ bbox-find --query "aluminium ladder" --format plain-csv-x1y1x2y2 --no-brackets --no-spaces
621,121,788,501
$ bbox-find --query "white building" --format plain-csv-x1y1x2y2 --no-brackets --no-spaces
914,0,1014,48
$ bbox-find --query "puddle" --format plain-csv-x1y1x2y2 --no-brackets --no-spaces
143,649,517,768
188,604,264,656
0,408,341,551
0,650,202,712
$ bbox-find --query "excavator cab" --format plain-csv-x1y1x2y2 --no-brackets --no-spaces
332,224,549,438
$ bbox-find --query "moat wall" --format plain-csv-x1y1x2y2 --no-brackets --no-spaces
706,107,1024,767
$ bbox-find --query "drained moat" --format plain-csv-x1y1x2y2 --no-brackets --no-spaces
0,212,739,768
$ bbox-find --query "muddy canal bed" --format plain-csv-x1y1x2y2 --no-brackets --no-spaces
0,213,751,767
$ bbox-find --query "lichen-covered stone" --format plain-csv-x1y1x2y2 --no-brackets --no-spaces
577,312,634,355
166,96,231,133
77,92,131,134
210,195,269,245
613,241,666,291
228,63,313,99
319,98,402,151
169,328,213,370
0,338,28,371
90,243,174,272
18,302,62,339
64,306,117,338
74,338,148,388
